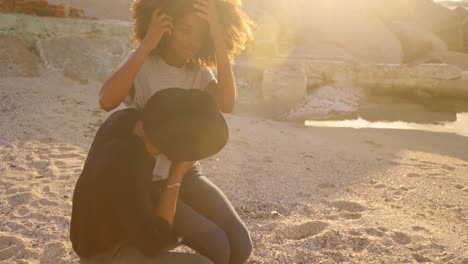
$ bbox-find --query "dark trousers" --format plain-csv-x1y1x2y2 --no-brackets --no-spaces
152,168,252,264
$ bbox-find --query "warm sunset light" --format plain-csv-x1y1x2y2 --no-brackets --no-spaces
1,0,467,263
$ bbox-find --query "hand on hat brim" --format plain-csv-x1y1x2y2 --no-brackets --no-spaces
133,120,162,157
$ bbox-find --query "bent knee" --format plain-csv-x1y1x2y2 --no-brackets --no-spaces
239,238,253,264
231,226,253,264
209,230,231,264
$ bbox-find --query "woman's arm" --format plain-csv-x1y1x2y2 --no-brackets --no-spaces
155,161,195,225
99,46,151,111
99,9,173,112
206,36,236,113
195,0,236,113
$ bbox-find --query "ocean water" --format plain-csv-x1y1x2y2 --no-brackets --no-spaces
299,86,468,137
282,83,468,137
306,113,468,137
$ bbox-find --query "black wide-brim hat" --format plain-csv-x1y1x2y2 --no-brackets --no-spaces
142,88,229,161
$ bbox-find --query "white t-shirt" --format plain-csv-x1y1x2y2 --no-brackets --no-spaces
120,50,216,181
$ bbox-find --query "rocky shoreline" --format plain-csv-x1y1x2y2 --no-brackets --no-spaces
2,9,468,122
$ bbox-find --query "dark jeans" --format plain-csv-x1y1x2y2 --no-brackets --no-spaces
152,168,252,264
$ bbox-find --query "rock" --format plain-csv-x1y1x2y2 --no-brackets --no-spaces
244,1,464,62
355,63,468,97
293,0,402,64
242,0,297,56
407,63,462,80
388,21,448,63
372,0,463,51
422,4,464,52
290,44,359,63
453,7,468,21
262,62,307,115
270,210,282,217
0,14,132,49
416,51,468,71
0,34,40,77
306,61,357,85
37,36,128,83
244,0,402,63
356,63,462,81
463,18,468,53
284,85,364,121
47,0,132,20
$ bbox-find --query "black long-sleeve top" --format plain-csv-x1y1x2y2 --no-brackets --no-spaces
70,109,171,258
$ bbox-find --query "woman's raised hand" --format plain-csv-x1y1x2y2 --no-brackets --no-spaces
194,0,220,29
142,9,173,52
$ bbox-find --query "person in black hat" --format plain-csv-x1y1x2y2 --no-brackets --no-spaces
70,88,251,264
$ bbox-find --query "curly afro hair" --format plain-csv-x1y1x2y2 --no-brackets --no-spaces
131,0,253,67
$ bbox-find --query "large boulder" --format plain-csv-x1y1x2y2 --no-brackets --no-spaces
47,0,132,20
243,0,297,56
417,2,463,51
372,0,463,51
414,51,468,71
463,18,468,53
284,85,365,121
355,63,468,97
292,0,403,64
356,63,462,82
244,0,402,63
388,21,448,63
305,61,357,88
0,13,132,50
453,7,468,21
0,34,40,77
37,36,128,83
290,44,359,63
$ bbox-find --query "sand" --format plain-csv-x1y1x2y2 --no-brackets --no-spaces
0,70,467,263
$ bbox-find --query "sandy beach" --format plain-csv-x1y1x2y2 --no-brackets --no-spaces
0,69,467,263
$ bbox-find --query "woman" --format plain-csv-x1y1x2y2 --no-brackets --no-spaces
98,0,254,263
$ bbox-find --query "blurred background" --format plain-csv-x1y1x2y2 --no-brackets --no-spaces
1,1,468,263
1,0,468,134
